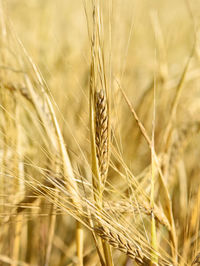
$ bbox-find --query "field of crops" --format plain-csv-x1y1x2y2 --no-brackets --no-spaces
0,1,200,265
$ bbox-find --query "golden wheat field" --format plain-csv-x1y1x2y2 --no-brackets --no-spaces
0,0,200,265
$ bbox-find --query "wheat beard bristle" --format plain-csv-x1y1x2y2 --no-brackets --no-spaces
95,89,108,185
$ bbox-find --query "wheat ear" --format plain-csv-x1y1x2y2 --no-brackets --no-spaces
94,226,150,265
95,89,109,187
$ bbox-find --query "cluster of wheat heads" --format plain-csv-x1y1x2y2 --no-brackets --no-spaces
0,0,200,265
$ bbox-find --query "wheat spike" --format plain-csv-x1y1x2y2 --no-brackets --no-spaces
103,201,171,231
95,89,109,185
94,226,150,265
